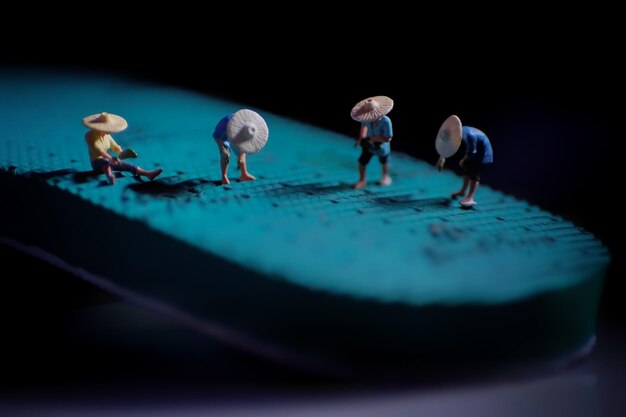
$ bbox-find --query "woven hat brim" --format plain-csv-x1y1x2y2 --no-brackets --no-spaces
227,109,269,154
435,115,463,158
351,96,394,121
82,113,128,133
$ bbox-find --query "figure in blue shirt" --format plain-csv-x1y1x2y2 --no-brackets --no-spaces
436,120,493,207
350,96,395,189
213,114,256,185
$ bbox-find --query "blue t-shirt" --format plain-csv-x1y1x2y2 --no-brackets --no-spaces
362,115,393,139
213,114,233,142
462,126,493,164
362,115,393,156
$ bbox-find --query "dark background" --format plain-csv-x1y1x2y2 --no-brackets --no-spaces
1,15,624,413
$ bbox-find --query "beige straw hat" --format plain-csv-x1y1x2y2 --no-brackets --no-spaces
82,112,128,133
435,115,463,158
226,109,269,154
350,96,394,121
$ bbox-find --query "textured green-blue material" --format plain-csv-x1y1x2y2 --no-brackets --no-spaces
1,72,611,371
0,71,608,306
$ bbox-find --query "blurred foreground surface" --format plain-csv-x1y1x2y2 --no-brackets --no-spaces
0,244,624,417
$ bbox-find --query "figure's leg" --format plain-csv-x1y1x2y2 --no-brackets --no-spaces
354,147,373,189
379,154,391,186
460,163,482,206
92,159,115,184
354,164,367,189
460,180,479,206
216,142,230,184
104,164,115,185
238,153,256,182
112,160,162,181
135,167,163,181
451,176,469,198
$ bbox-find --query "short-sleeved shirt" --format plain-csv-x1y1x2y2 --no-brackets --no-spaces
361,115,393,157
462,126,493,164
362,115,393,139
213,114,233,142
212,114,239,156
85,130,123,162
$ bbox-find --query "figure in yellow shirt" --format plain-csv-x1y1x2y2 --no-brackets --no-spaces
83,112,162,185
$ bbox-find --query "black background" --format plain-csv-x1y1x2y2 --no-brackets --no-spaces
1,13,625,402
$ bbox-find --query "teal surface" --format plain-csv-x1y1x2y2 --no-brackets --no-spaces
0,71,609,306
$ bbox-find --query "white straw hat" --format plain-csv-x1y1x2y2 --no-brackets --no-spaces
226,109,269,154
435,115,463,158
82,112,128,133
350,96,394,121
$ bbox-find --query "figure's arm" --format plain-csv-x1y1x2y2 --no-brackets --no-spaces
109,137,124,155
98,150,113,160
466,136,477,157
355,125,368,147
436,156,446,172
460,136,474,166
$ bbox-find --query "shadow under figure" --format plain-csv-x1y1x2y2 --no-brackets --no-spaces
435,115,494,208
83,112,163,185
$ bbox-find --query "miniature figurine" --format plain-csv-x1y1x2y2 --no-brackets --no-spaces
83,112,162,185
213,109,269,185
435,115,494,207
350,96,394,189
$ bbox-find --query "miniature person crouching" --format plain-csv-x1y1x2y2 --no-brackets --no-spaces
435,115,494,207
212,109,269,185
83,112,162,185
350,96,394,189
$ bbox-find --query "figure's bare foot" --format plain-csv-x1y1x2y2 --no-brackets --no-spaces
221,176,230,185
238,173,256,182
106,173,116,185
147,168,163,181
380,175,392,186
460,198,477,207
353,180,367,189
451,190,466,199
